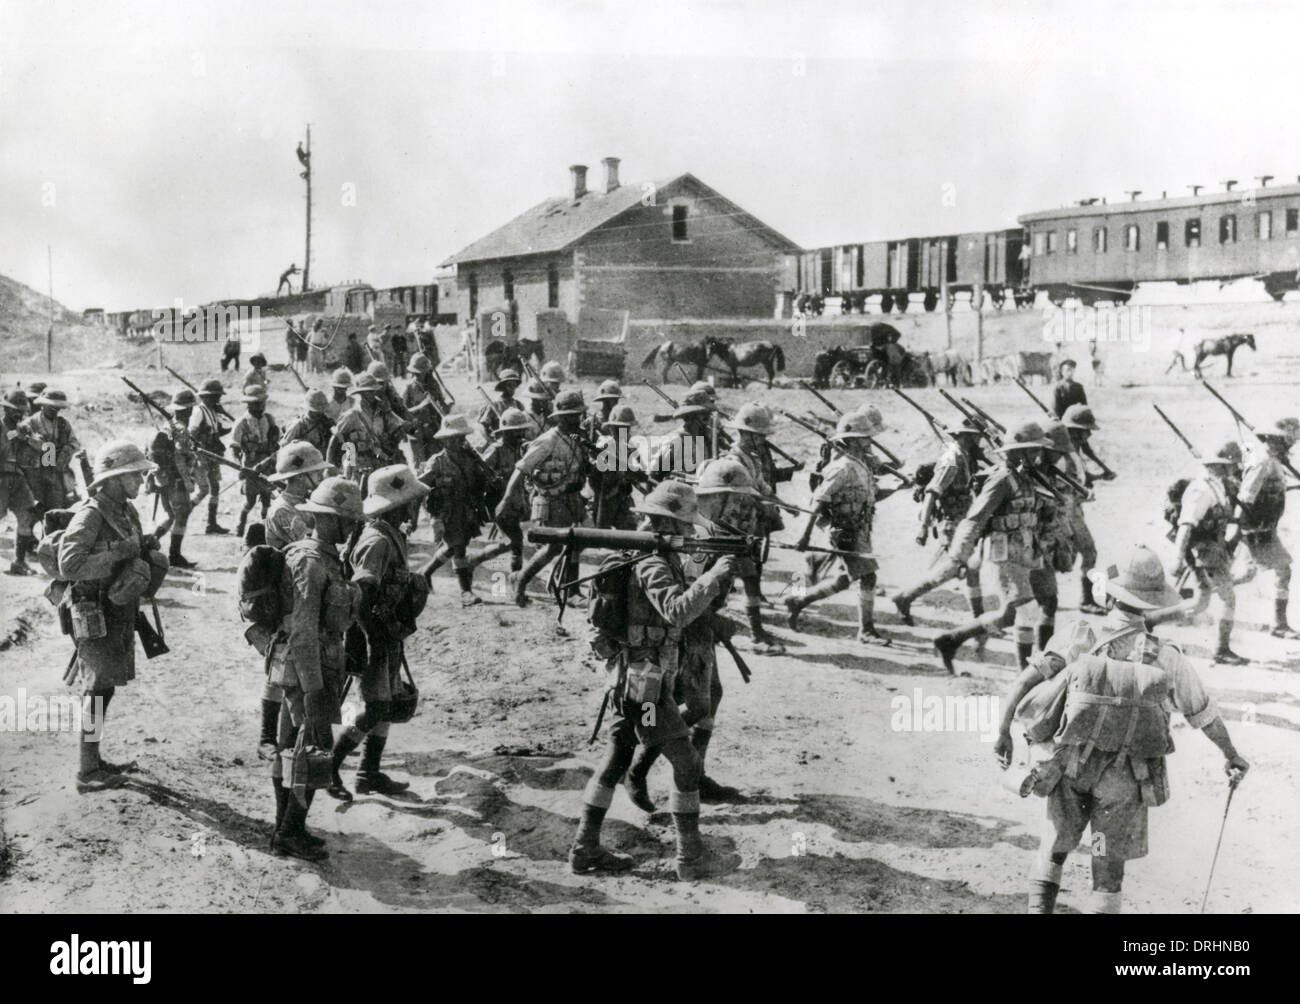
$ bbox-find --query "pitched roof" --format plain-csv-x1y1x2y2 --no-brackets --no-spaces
441,173,800,266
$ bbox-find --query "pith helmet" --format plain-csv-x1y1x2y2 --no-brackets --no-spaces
199,379,225,397
694,457,759,496
494,368,522,393
1256,419,1293,443
34,388,70,408
833,410,883,440
944,418,983,438
673,390,714,418
1105,546,1180,611
433,412,474,439
550,389,586,416
362,464,430,516
28,382,46,397
305,389,329,412
601,404,636,429
366,360,391,383
297,476,364,520
249,352,267,367
1203,441,1242,468
594,379,623,401
1042,420,1073,454
2,390,28,412
633,480,705,525
89,439,155,488
168,389,197,411
331,368,354,389
241,384,269,403
495,407,531,434
268,442,332,483
991,420,1052,452
521,379,551,401
348,373,384,396
408,353,433,374
540,361,566,383
689,381,717,399
1062,404,1098,431
726,402,773,436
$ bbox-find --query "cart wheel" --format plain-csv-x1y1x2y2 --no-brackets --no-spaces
880,292,894,314
864,360,887,388
829,360,855,388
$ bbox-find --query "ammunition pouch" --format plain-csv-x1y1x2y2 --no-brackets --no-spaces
281,727,332,806
623,658,665,706
69,596,107,642
144,548,170,597
107,558,152,607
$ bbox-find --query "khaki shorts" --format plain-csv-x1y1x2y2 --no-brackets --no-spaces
1245,531,1292,571
1043,754,1156,861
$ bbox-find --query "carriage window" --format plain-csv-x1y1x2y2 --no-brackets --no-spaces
468,273,478,318
1124,224,1140,251
1093,227,1107,253
1045,231,1058,255
1185,218,1201,247
547,263,559,308
502,268,514,302
1257,211,1272,240
672,205,689,242
1155,221,1169,250
1033,232,1046,256
1219,214,1237,244
1288,209,1299,234
1066,229,1077,254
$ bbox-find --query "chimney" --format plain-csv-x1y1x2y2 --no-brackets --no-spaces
1256,174,1273,188
570,164,588,200
1125,190,1142,202
602,156,621,193
1188,184,1203,197
1221,179,1237,192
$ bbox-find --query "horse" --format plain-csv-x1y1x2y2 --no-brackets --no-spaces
1192,333,1255,379
706,336,786,388
927,348,971,386
641,339,711,383
484,337,545,379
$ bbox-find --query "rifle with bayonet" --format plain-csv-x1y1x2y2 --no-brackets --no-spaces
1153,404,1199,458
892,386,947,441
522,360,556,399
776,407,912,487
164,365,236,421
193,446,278,492
1014,376,1053,417
799,380,843,423
429,365,456,407
477,386,504,417
1203,380,1300,484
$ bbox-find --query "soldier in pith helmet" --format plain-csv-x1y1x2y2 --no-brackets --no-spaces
1,390,39,574
280,389,334,455
189,378,231,535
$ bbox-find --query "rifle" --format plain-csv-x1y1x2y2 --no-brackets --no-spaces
122,377,185,438
477,386,504,417
194,446,278,492
942,391,1072,501
643,381,735,451
718,635,752,684
429,365,455,407
892,386,947,441
287,364,309,392
522,360,556,399
959,396,1006,435
165,366,236,421
1014,376,1053,417
1203,380,1300,483
1153,404,1199,458
135,598,170,659
776,407,912,487
799,380,843,420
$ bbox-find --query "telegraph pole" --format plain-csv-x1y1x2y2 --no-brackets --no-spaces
302,125,312,292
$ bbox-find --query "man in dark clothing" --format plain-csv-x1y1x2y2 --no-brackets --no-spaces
1051,359,1087,419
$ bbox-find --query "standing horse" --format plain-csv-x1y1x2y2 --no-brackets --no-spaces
1193,333,1255,379
641,339,711,383
928,348,971,386
707,337,786,388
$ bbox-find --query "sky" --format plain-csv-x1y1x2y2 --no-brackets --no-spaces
3,0,1299,311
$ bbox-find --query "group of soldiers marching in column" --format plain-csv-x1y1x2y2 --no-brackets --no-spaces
4,345,1292,903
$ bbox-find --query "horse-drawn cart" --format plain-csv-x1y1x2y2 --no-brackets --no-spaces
819,344,932,388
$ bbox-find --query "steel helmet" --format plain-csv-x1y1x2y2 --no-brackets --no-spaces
493,368,522,392
689,381,717,400
1203,441,1242,468
331,368,354,389
521,379,551,401
1042,420,1073,454
249,352,267,367
408,353,433,375
694,457,760,496
1061,404,1098,431
601,404,636,428
495,407,532,433
240,384,269,403
34,388,70,409
348,373,384,396
673,390,714,418
2,389,28,412
594,379,623,401
726,402,774,436
199,379,225,397
89,440,155,488
362,464,430,516
1274,416,1299,445
366,360,391,383
550,389,586,416
168,389,197,411
268,442,332,483
298,476,364,520
539,361,566,384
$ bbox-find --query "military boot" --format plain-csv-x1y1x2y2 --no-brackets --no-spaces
1079,572,1106,615
623,746,660,813
693,729,741,803
1027,880,1061,914
1270,599,1300,639
206,499,229,535
673,802,740,881
1213,620,1248,665
272,799,328,862
7,534,35,575
236,509,249,539
327,726,363,801
168,533,197,570
746,605,784,654
355,734,410,795
568,803,634,874
784,574,849,631
422,544,450,578
456,567,481,607
934,622,988,674
75,737,126,793
856,580,892,647
258,699,280,762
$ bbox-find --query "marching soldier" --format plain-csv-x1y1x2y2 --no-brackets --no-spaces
465,407,531,578
569,481,740,878
328,465,430,801
519,378,552,441
280,389,334,455
724,402,798,655
785,410,898,645
21,387,80,512
539,360,566,398
1174,442,1247,664
418,414,493,605
478,368,522,439
403,352,449,467
1061,402,1116,481
652,389,718,478
254,442,333,762
58,440,169,792
189,379,231,535
928,420,1059,674
499,389,590,606
892,420,986,626
230,384,280,537
25,382,47,416
268,476,364,860
1,390,39,575
1050,408,1104,614
366,360,410,423
148,389,199,569
993,546,1248,914
1238,420,1298,638
589,404,643,530
325,368,353,423
588,379,623,436
326,372,408,486
245,352,270,390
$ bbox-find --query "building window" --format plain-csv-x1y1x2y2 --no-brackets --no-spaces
1288,208,1299,234
1156,221,1169,250
1045,231,1058,255
672,204,689,242
1124,224,1140,251
1220,214,1237,245
1033,231,1046,256
468,273,478,318
502,268,514,301
1066,229,1078,254
1093,227,1107,253
547,264,559,309
1185,218,1201,247
1257,211,1273,240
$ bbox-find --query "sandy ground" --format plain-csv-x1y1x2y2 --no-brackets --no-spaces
2,306,1299,914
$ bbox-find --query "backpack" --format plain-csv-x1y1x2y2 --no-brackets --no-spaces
1163,478,1190,541
237,543,286,635
588,550,636,651
35,506,81,579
